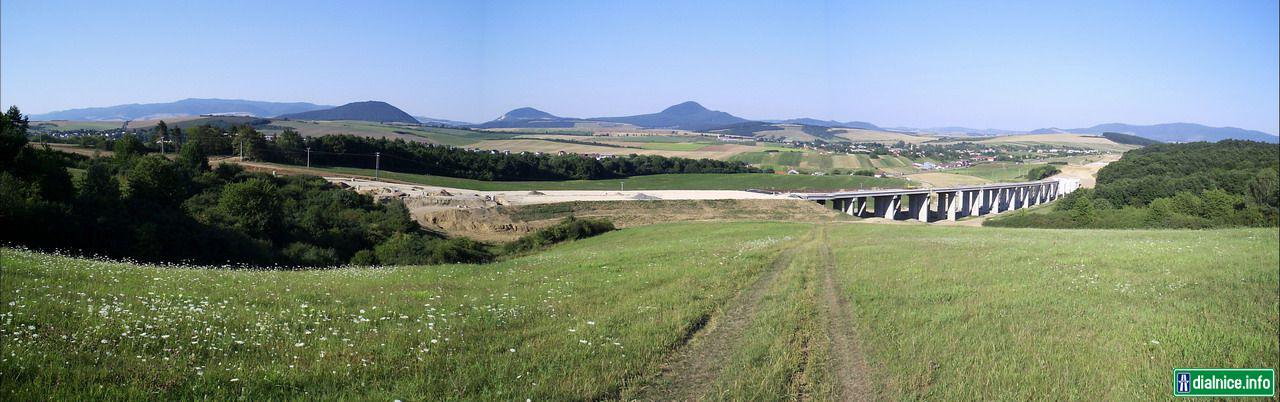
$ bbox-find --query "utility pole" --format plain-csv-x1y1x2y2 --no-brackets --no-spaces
306,147,311,168
375,152,381,180
240,139,245,161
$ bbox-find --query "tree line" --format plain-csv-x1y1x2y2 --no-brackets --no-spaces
263,134,760,181
986,140,1279,229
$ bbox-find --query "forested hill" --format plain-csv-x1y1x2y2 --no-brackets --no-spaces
987,140,1279,229
276,101,417,123
1101,132,1161,146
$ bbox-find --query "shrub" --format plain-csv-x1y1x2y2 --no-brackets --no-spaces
349,249,378,266
1025,165,1061,180
504,217,616,254
283,242,341,266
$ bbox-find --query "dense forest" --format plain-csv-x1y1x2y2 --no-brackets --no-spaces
987,140,1279,229
0,107,610,267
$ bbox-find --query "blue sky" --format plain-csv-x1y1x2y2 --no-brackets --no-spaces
2,0,1276,133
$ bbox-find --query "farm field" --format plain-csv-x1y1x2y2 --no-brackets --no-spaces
30,120,125,131
731,151,876,172
968,134,1140,152
267,120,501,146
318,166,910,191
944,162,1049,182
902,172,991,187
834,128,937,144
468,139,759,160
4,223,1274,400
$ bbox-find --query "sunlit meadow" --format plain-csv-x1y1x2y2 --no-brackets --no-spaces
1,222,807,400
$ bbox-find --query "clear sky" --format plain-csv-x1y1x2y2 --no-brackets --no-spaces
2,0,1277,133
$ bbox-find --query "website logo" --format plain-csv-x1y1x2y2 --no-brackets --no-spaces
1173,368,1275,397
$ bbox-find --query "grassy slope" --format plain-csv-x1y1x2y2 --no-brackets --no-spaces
946,162,1047,182
3,223,1275,400
0,223,810,400
320,166,909,191
826,224,1279,400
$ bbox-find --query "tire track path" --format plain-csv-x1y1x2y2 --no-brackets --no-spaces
817,227,873,400
638,230,811,400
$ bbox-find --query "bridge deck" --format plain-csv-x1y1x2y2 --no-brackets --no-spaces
789,180,1058,200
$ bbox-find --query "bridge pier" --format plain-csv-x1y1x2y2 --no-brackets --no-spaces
908,193,931,222
797,179,1078,224
945,191,961,221
872,195,899,219
966,190,981,217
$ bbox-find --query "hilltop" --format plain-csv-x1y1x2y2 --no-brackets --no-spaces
29,98,331,120
589,101,749,131
472,107,580,129
276,101,418,123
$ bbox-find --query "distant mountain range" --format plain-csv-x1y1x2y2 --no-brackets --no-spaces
277,101,417,123
30,98,331,121
768,118,882,130
413,116,473,126
472,101,750,131
28,98,1279,143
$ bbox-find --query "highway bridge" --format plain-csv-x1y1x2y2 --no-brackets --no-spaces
792,179,1080,222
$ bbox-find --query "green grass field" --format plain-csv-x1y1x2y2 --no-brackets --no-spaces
947,162,1048,182
4,223,1275,400
318,166,908,191
612,136,724,144
31,121,125,131
634,142,711,151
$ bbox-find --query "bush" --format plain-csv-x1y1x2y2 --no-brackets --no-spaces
374,233,493,266
283,242,341,266
1025,165,1061,181
504,217,616,254
349,249,378,266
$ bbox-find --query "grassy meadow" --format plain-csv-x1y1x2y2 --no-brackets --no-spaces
945,162,1048,182
3,222,1276,399
0,223,810,400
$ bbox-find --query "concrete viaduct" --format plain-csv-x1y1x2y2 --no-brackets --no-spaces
792,179,1079,222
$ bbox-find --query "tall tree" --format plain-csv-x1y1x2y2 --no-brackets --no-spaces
155,120,169,153
233,125,266,161
0,105,29,166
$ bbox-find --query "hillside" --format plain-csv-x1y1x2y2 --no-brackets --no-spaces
1050,123,1278,143
414,116,473,126
472,107,579,129
775,118,881,130
590,101,748,131
4,223,1275,400
29,98,331,120
1101,131,1161,146
276,101,418,123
